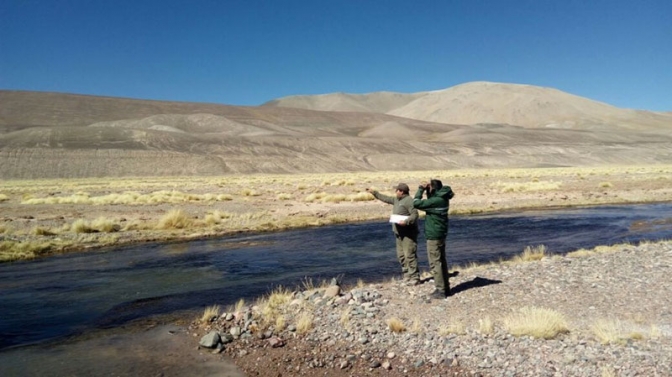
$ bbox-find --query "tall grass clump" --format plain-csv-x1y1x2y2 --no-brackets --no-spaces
200,305,221,324
71,219,95,233
260,287,292,326
156,209,193,229
503,306,569,339
0,240,54,262
512,245,547,263
591,319,633,345
91,217,120,232
32,226,57,236
295,313,313,334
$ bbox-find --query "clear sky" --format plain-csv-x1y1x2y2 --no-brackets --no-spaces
1,0,670,111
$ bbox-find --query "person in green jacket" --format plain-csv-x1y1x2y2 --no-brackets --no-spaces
413,179,455,299
367,183,420,284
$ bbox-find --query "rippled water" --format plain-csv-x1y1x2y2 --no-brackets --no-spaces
1,203,671,351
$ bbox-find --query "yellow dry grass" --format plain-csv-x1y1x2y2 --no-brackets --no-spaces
479,316,494,334
259,287,293,326
386,317,406,333
2,164,672,262
503,306,569,339
512,245,547,263
439,321,466,336
156,209,193,230
295,313,313,335
200,305,220,324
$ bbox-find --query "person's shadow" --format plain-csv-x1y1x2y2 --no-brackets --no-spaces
450,276,502,296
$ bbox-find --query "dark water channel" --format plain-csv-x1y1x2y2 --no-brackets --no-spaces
1,204,672,352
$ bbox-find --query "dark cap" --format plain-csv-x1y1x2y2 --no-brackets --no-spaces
394,183,410,193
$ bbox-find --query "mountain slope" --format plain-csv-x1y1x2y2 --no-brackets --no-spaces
262,91,425,113
266,82,672,130
1,89,671,178
388,82,672,130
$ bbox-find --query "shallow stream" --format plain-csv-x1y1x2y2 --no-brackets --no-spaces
0,203,671,375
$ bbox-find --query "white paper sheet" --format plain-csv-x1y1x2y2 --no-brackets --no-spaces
389,214,409,223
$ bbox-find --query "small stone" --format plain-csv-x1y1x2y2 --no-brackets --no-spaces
387,352,396,359
382,361,392,370
339,361,349,369
230,326,242,337
267,337,285,348
370,361,381,368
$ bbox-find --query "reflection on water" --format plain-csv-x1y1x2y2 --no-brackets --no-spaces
1,203,672,350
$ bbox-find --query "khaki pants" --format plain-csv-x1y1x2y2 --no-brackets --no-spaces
427,239,449,293
395,234,419,281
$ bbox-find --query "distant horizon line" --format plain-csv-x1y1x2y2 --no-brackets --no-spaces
1,84,669,113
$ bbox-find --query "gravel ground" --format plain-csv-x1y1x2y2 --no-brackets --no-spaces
191,240,672,376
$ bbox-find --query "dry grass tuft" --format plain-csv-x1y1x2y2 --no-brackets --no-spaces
592,319,628,345
601,367,616,377
599,182,614,188
439,322,466,336
386,317,406,333
156,209,193,229
479,316,494,334
410,319,423,334
33,226,57,236
276,193,292,200
503,306,569,339
0,240,55,262
0,194,9,202
200,305,221,324
91,217,120,232
275,315,286,331
71,219,95,233
260,287,292,326
295,312,313,334
512,245,547,263
234,299,246,313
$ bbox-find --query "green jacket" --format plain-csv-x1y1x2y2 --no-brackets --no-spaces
413,185,454,240
372,191,418,239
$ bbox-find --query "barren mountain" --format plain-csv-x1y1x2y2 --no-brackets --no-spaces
1,86,671,179
262,91,425,113
268,82,672,131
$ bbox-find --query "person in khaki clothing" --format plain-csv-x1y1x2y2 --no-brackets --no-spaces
367,183,420,284
413,179,455,299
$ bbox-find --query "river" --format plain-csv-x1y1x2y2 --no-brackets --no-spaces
0,203,671,375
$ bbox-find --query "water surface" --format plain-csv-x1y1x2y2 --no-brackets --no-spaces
1,203,671,350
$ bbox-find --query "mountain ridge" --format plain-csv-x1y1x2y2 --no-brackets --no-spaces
1,84,671,178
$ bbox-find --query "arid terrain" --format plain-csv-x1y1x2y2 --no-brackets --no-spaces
1,83,671,376
2,82,672,179
1,165,671,262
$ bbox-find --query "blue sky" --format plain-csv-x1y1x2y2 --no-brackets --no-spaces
1,0,670,110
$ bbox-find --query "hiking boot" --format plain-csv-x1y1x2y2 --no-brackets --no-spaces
429,290,447,300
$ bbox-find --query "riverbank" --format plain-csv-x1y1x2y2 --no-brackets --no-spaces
190,240,672,377
2,165,671,262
